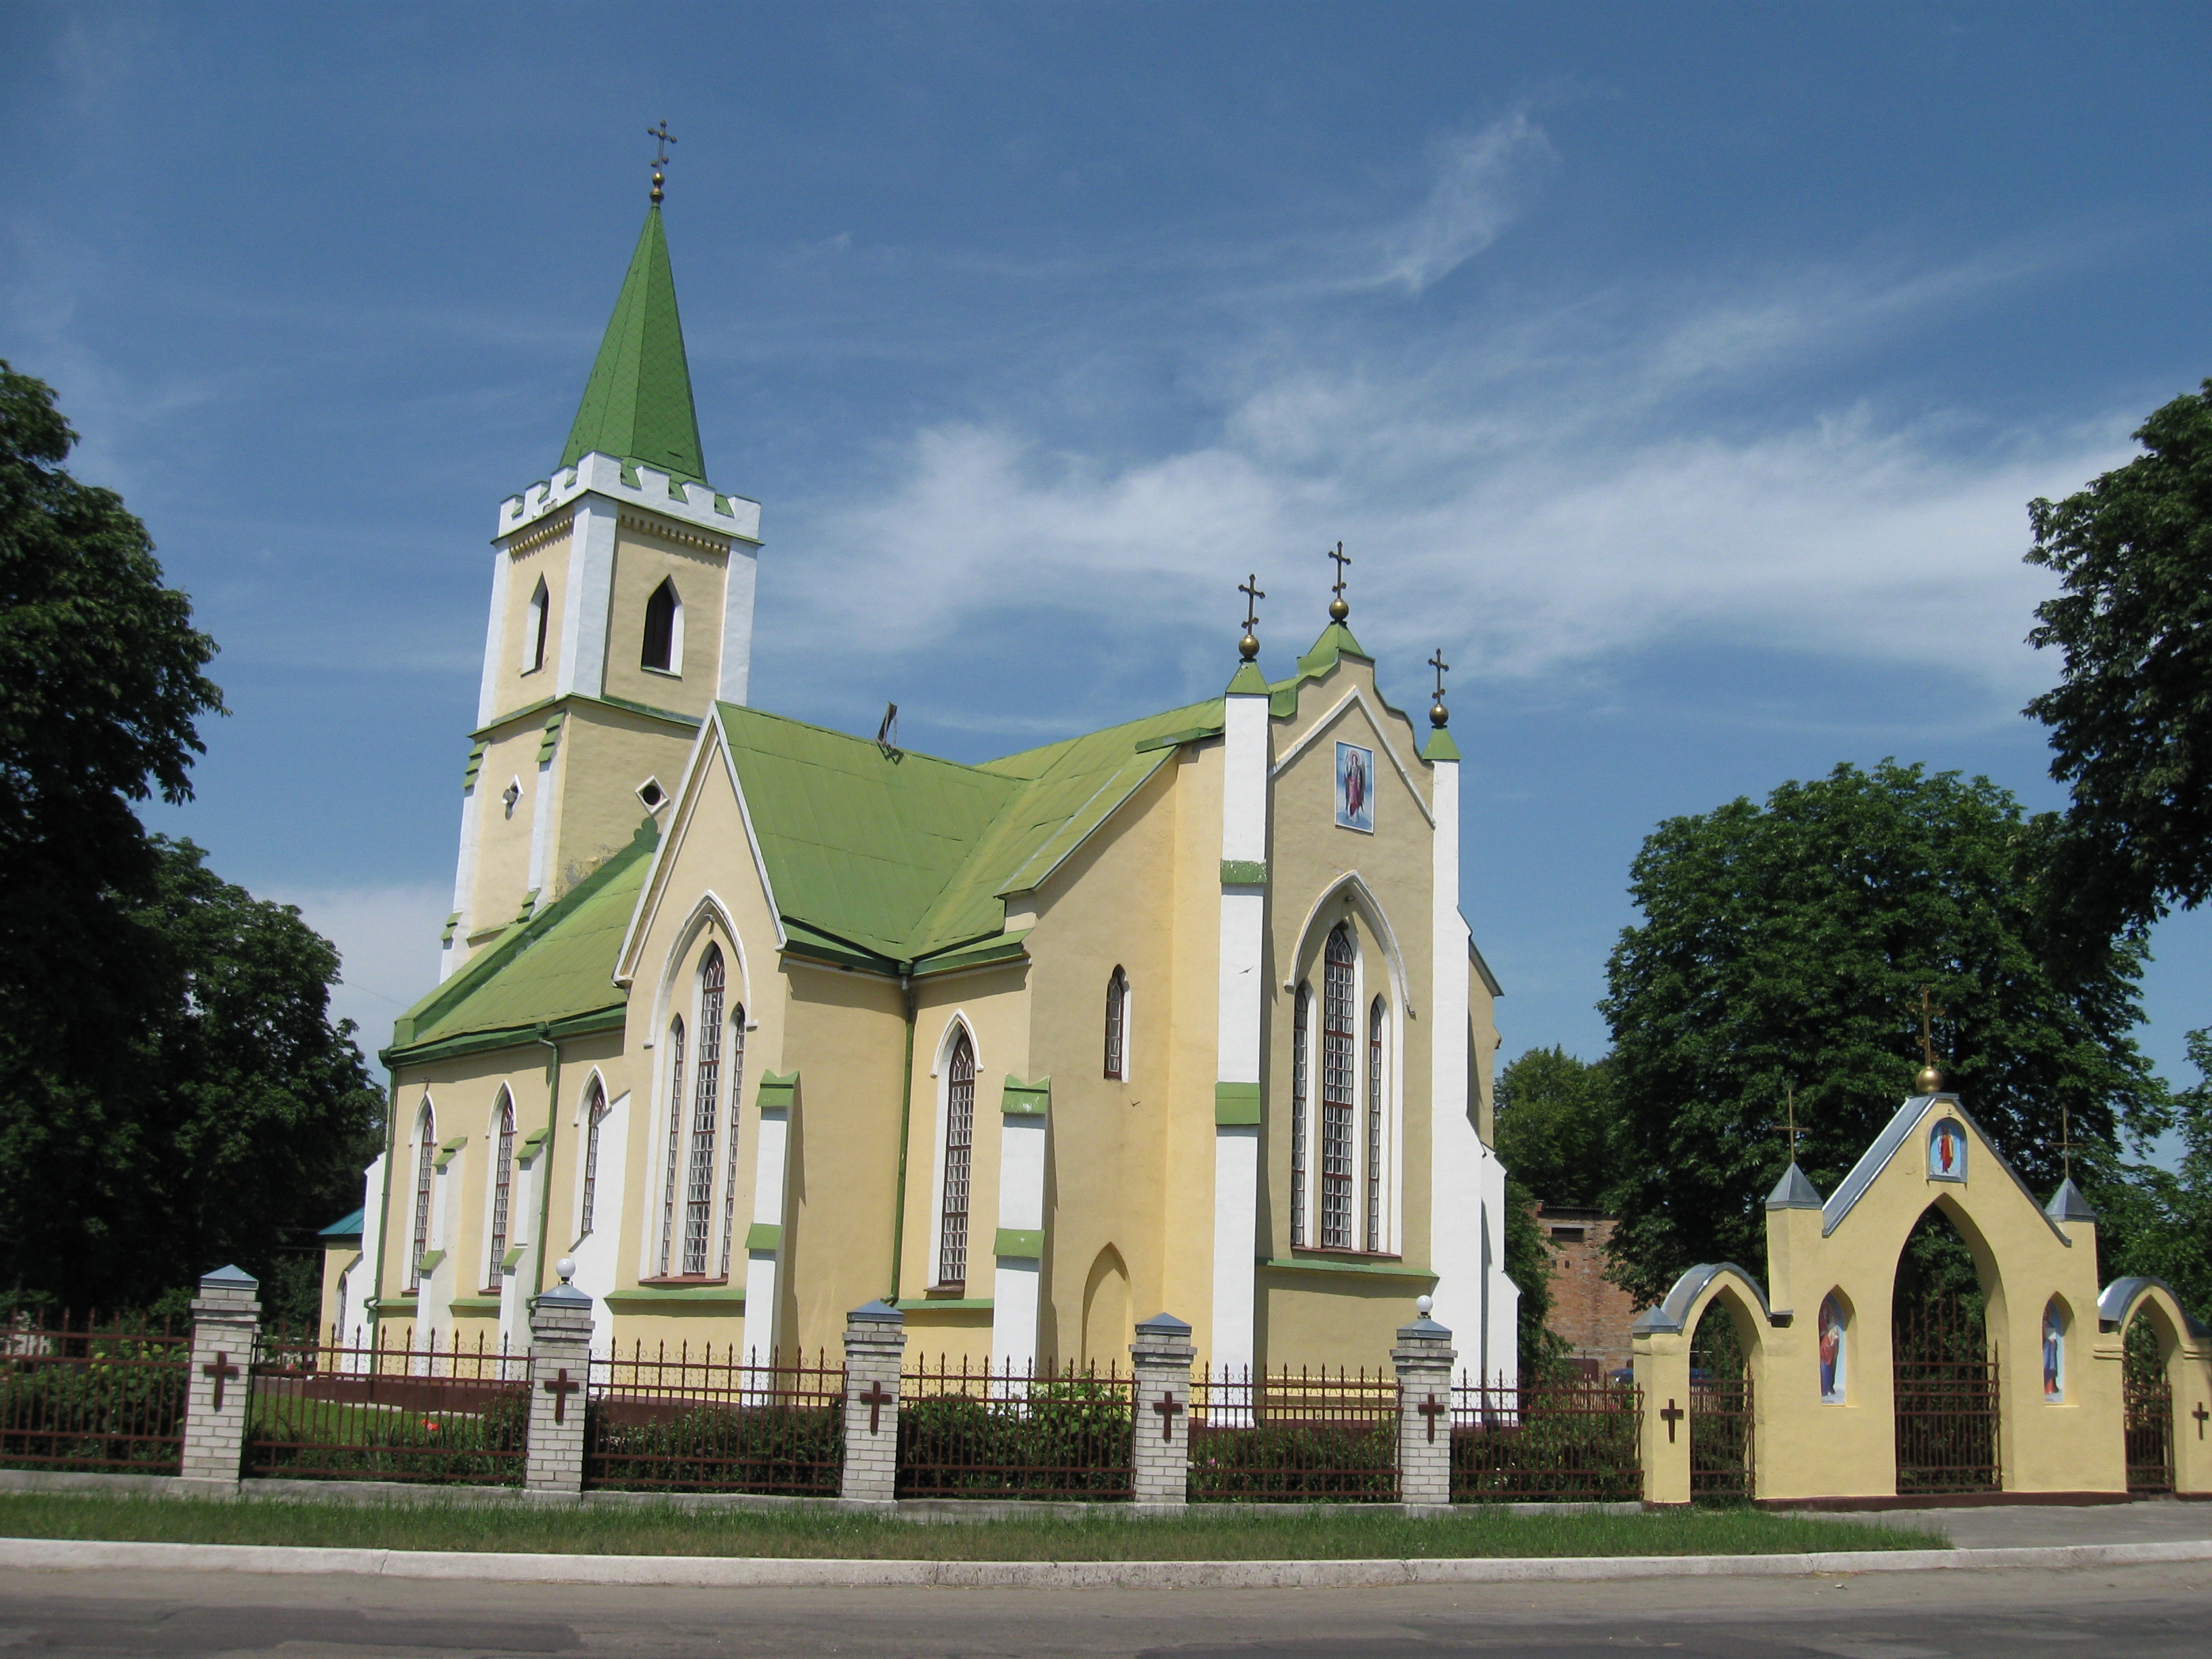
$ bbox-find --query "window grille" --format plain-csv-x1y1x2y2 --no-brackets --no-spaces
485,1095,515,1287
657,1018,685,1276
642,579,678,672
579,1080,607,1237
683,947,725,1276
1103,966,1128,1080
938,1031,975,1286
718,1006,747,1279
410,1105,436,1290
1321,924,1355,1250
1366,998,1385,1252
1290,986,1310,1248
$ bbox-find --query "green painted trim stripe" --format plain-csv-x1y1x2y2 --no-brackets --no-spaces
1214,1082,1262,1126
605,1287,746,1307
903,1298,994,1311
535,714,566,766
1134,722,1223,752
387,1004,627,1068
470,692,701,743
913,930,1031,978
1220,859,1267,886
413,1250,445,1274
501,1246,528,1269
1000,1076,1050,1116
994,1229,1044,1258
745,1223,782,1251
756,1071,798,1110
448,1296,501,1314
1258,1255,1437,1282
518,1128,550,1159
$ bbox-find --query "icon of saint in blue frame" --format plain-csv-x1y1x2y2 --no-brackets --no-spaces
1335,741,1374,834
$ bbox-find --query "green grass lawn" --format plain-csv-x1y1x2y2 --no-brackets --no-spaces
0,1492,1942,1561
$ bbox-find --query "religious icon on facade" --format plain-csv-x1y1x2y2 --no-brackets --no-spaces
1335,742,1374,833
1818,1293,1847,1404
2043,1301,2065,1402
1927,1117,1966,1182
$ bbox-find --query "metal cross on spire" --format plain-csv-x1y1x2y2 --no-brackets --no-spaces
1774,1085,1804,1159
1916,984,1946,1093
1237,573,1267,661
1427,648,1451,729
2055,1101,2078,1184
647,121,678,204
1327,541,1352,622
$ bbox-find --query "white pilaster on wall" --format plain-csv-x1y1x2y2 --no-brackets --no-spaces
344,1153,385,1351
441,783,481,983
475,550,512,729
745,1075,796,1356
1210,678,1271,1377
557,500,619,701
526,739,560,903
991,1083,1049,1378
718,544,759,705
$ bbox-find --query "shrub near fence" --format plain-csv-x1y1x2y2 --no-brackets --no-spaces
0,1312,188,1475
586,1345,842,1495
1450,1377,1642,1502
1189,1367,1399,1501
897,1358,1135,1498
245,1328,528,1485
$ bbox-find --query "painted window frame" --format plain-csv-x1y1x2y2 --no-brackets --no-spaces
1290,985,1311,1249
578,1077,609,1240
484,1090,516,1290
1319,924,1357,1250
409,1100,437,1292
1103,966,1129,1080
642,577,684,676
935,1023,979,1289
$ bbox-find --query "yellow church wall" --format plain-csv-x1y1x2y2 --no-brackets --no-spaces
598,516,729,716
1258,1269,1423,1368
1164,745,1228,1361
528,1025,626,1289
316,1239,359,1340
463,716,556,949
490,518,572,722
543,708,695,901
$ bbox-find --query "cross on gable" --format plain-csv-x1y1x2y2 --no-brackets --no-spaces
1239,573,1266,632
858,1379,893,1434
1328,541,1351,602
541,1368,580,1424
1660,1397,1685,1443
201,1351,241,1412
2195,1401,2209,1440
1417,1391,1448,1442
1152,1390,1185,1442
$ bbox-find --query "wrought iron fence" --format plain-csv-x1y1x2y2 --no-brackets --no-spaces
2123,1318,2174,1495
1892,1301,1998,1496
1189,1365,1399,1501
1450,1377,1641,1502
0,1311,188,1474
245,1327,527,1483
897,1356,1134,1498
585,1345,842,1494
1689,1376,1753,1501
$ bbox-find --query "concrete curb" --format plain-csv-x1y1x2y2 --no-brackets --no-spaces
0,1536,2208,1590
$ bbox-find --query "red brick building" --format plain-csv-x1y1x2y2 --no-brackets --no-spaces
1536,1204,1639,1378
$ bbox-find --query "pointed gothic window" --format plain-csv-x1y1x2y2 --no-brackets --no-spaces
1366,996,1387,1253
1104,967,1128,1080
1290,985,1311,1248
524,577,549,674
1321,924,1356,1250
409,1103,436,1290
642,578,681,674
579,1079,608,1238
657,1017,685,1276
485,1093,516,1289
718,1004,747,1279
938,1029,976,1286
683,946,726,1275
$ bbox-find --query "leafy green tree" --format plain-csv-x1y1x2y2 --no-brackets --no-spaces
1494,1046,1620,1209
2025,381,2212,946
1499,1175,1572,1380
2089,1027,2212,1318
1600,760,2162,1305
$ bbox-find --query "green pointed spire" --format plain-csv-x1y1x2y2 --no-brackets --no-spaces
560,207,708,486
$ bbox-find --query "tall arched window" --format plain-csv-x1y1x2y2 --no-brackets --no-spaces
657,1017,685,1276
485,1093,516,1288
1321,924,1357,1250
938,1029,976,1286
642,577,681,674
683,946,726,1275
409,1103,436,1290
579,1078,608,1238
1290,985,1311,1248
524,577,549,674
1103,966,1128,1080
1366,996,1387,1252
718,1004,747,1279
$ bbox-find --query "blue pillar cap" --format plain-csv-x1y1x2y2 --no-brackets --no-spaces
200,1264,258,1289
1135,1311,1191,1337
848,1298,903,1324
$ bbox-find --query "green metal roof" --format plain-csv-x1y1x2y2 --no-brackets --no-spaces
560,207,708,487
386,819,657,1061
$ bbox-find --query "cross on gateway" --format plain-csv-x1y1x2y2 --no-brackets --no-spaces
1660,1398,1685,1443
1153,1391,1185,1442
859,1379,893,1434
201,1351,240,1412
2195,1401,2209,1440
541,1368,579,1424
1418,1392,1448,1442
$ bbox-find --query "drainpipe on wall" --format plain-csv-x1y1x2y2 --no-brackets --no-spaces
531,1025,561,1303
888,967,916,1305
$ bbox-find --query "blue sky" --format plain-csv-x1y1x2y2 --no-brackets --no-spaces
5,1,2211,1139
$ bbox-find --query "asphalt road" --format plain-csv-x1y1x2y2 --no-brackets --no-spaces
0,1559,2205,1659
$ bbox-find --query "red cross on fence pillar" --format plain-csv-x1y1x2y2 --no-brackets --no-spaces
1130,1313,1195,1508
842,1300,907,1504
1152,1391,1185,1442
1392,1305,1458,1507
527,1277,594,1497
182,1264,262,1490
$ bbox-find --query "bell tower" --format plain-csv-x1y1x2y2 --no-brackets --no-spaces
439,197,762,979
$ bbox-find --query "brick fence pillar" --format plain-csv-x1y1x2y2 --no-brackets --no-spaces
1129,1311,1194,1510
1391,1298,1457,1509
525,1263,593,1496
840,1299,905,1504
181,1264,261,1494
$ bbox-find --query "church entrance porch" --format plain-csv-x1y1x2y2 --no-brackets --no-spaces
1687,1301,1753,1502
2123,1315,2175,1495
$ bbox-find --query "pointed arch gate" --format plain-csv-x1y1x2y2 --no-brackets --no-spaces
1892,1293,1999,1494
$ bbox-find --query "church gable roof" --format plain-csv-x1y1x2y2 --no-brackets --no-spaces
560,207,708,487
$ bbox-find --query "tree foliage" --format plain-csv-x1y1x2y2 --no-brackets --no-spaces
1600,760,2161,1306
1494,1046,1621,1210
2026,381,2212,943
2088,1027,2212,1318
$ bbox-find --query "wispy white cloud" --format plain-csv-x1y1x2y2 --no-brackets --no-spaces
269,882,447,1051
1366,114,1559,295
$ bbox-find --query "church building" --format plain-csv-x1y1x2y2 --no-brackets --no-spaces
323,192,1521,1385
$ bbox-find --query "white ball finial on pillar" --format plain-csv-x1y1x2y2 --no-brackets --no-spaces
556,1257,576,1285
1416,1294,1433,1317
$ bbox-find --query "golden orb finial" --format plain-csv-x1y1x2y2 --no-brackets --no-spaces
1237,573,1266,661
1427,648,1450,726
1326,541,1351,621
647,120,677,206
1916,1064,1945,1094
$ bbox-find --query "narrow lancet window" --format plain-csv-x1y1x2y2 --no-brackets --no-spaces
642,578,680,674
657,1017,685,1276
579,1080,607,1239
718,1005,747,1279
486,1094,516,1288
1290,986,1311,1248
1366,997,1386,1252
683,946,726,1275
524,577,549,674
409,1103,436,1290
938,1029,976,1286
1321,924,1356,1250
1104,966,1128,1080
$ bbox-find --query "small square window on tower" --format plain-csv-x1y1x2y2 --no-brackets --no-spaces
636,777,668,811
